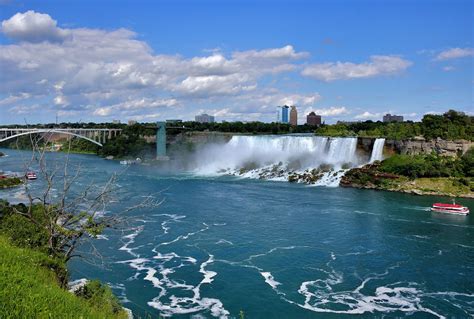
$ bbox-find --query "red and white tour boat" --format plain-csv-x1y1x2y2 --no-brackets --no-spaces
431,201,469,215
25,172,37,180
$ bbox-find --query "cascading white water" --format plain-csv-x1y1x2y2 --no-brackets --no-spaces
191,135,363,185
369,138,385,163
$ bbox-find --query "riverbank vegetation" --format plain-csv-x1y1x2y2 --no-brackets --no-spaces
0,200,128,318
0,175,22,189
98,124,155,159
341,148,474,197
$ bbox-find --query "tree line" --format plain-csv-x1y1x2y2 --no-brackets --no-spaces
315,110,473,140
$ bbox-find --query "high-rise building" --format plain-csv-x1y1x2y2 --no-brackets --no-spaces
276,105,290,123
383,114,403,123
289,105,298,126
127,120,137,125
306,112,322,126
195,113,215,123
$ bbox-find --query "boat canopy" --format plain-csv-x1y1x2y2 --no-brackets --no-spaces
432,203,464,208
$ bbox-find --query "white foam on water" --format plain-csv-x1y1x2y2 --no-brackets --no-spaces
245,246,298,262
273,261,466,318
313,169,349,187
118,220,228,318
147,254,230,318
413,235,430,240
456,243,474,249
119,226,144,257
260,272,282,289
156,222,209,247
216,239,234,246
213,223,226,226
153,214,186,235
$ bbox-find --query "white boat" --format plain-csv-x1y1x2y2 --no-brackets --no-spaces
431,201,469,215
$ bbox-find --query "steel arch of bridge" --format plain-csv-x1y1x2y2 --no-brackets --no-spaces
0,129,106,147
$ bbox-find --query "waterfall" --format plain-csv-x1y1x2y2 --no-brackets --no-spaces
369,138,385,163
192,135,363,185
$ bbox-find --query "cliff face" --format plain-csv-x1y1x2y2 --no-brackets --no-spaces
357,137,472,156
385,138,473,156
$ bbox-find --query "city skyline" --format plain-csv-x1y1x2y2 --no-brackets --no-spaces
0,0,472,125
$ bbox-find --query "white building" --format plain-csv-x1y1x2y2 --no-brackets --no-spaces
195,113,215,123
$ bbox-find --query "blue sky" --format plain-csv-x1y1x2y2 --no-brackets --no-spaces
0,0,472,124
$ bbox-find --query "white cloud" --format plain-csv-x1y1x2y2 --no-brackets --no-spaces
1,10,69,43
301,55,412,81
434,48,474,61
232,45,308,60
176,74,256,96
312,106,349,116
0,12,310,122
355,111,382,120
0,93,31,106
53,95,68,106
442,66,455,72
0,11,429,123
9,103,41,114
93,107,112,116
278,94,321,107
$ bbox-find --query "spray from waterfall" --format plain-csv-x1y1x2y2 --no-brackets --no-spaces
369,138,385,163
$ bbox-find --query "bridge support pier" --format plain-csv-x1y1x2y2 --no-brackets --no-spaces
156,122,169,160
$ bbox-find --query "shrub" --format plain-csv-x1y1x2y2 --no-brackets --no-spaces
460,147,474,177
379,154,465,179
75,280,124,315
0,204,49,253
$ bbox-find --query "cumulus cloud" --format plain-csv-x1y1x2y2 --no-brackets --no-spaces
53,95,68,106
301,55,412,81
92,97,179,117
355,111,383,120
0,12,312,121
93,107,112,117
0,11,418,123
311,106,349,116
434,48,474,61
232,45,308,60
277,93,322,107
176,74,256,97
1,10,69,43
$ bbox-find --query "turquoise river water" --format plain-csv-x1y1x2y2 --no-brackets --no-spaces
1,148,473,318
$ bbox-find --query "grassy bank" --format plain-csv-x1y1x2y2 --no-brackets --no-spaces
341,162,473,198
0,176,23,189
0,200,128,318
0,236,128,319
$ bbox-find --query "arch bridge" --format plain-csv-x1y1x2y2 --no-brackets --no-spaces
0,128,122,147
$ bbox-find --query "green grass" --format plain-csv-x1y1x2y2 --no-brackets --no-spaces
0,176,23,189
396,177,472,196
0,236,128,319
